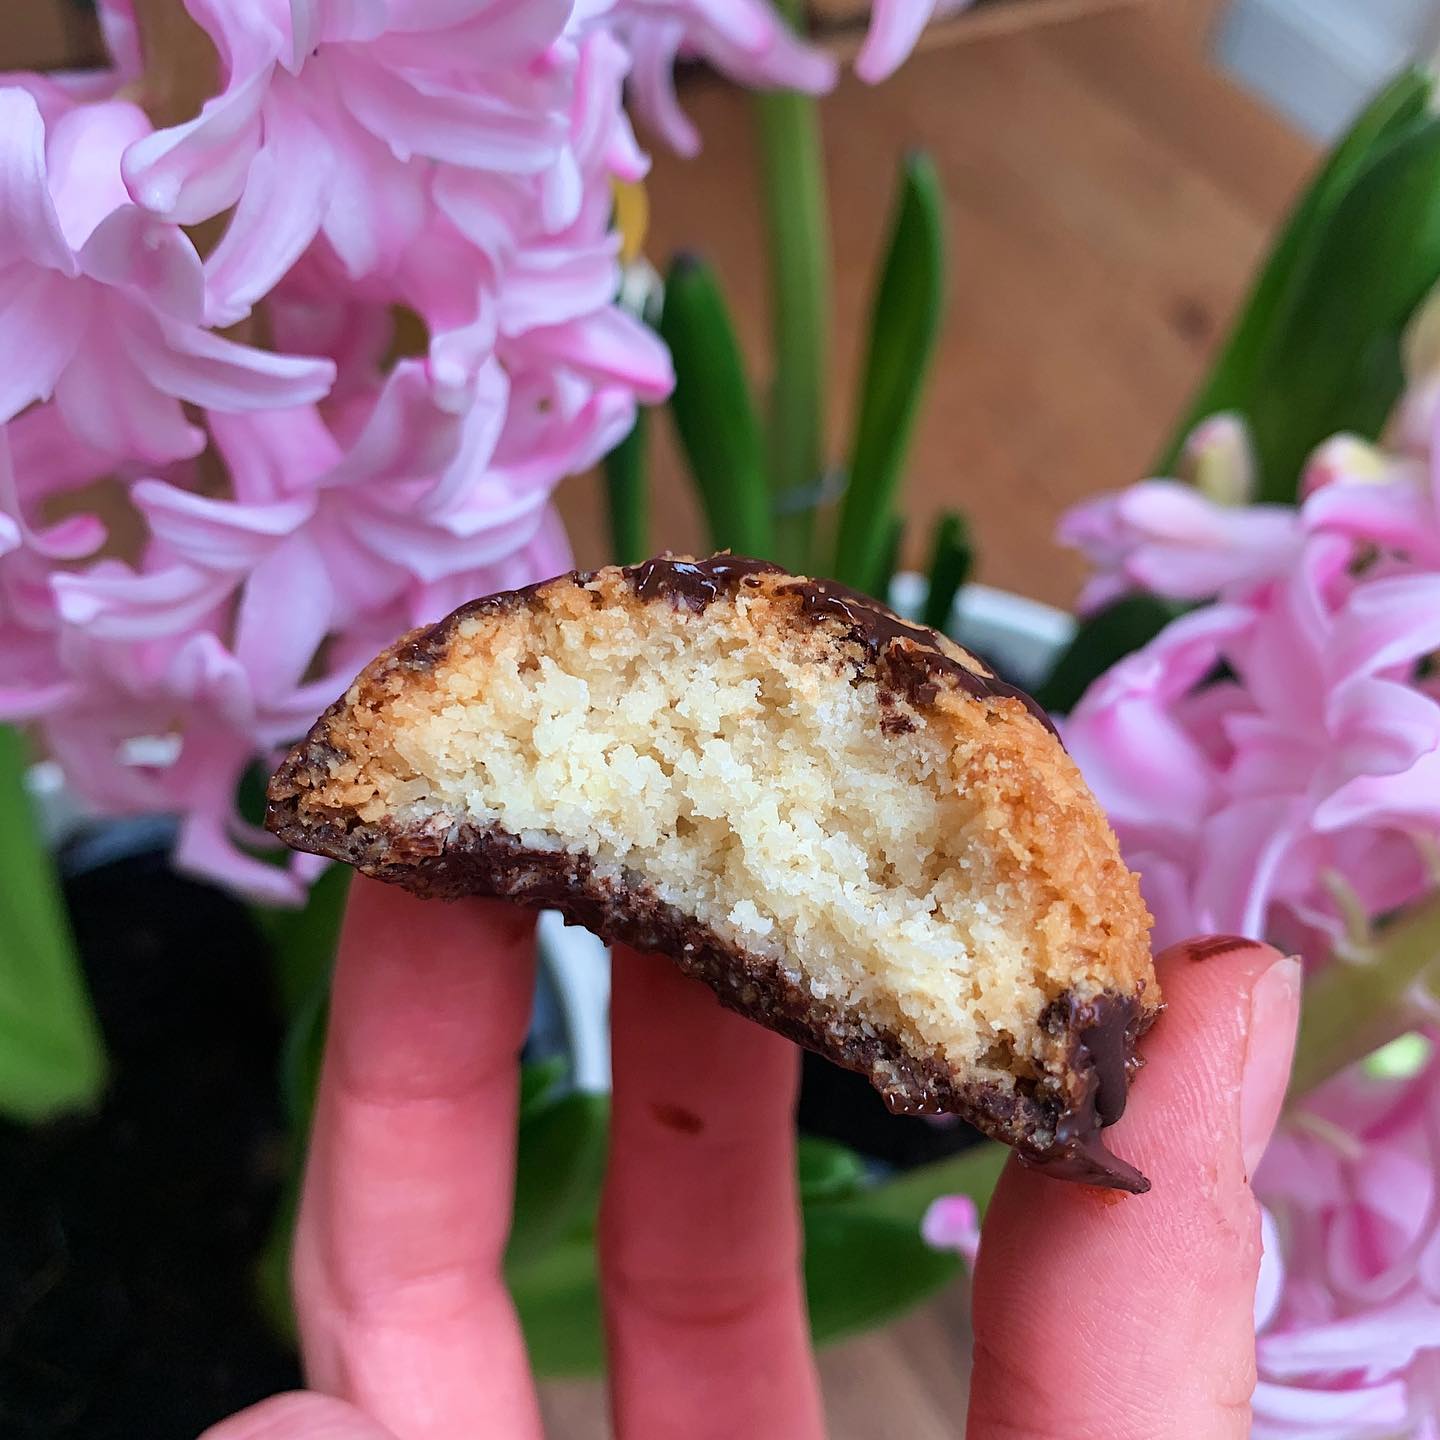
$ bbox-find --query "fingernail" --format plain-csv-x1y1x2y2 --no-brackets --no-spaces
1182,935,1257,963
1240,956,1302,1177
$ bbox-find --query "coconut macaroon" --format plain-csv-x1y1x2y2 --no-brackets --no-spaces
267,554,1159,1191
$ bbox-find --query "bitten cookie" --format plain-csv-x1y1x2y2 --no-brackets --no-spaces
267,555,1159,1191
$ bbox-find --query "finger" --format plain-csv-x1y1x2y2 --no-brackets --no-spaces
294,878,543,1440
600,946,824,1440
199,1392,398,1440
968,938,1301,1440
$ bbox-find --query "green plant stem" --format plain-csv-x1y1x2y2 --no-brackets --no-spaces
0,727,107,1122
1290,888,1440,1098
753,0,830,571
603,409,649,565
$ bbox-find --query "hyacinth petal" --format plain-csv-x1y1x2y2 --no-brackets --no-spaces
418,359,510,514
6,403,114,499
1318,746,1440,831
856,0,943,84
208,407,340,504
499,238,621,336
1252,1377,1411,1434
316,109,430,279
626,22,702,157
338,54,564,172
0,89,79,274
76,206,205,323
46,99,154,252
287,0,389,63
920,1195,981,1261
121,64,271,224
52,562,233,640
174,811,312,907
325,360,466,488
1332,573,1440,679
1259,1300,1440,1377
233,536,333,700
132,480,314,568
513,305,674,401
349,485,548,581
377,0,573,66
699,11,838,94
203,86,335,325
1326,676,1440,779
1192,796,1306,937
0,268,86,423
135,315,335,412
53,313,204,462
431,167,529,265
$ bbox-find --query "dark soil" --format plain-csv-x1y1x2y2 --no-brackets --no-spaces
0,829,301,1440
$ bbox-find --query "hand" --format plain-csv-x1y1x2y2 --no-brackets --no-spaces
204,882,1299,1440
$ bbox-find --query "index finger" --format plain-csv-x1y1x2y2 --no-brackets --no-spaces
293,878,543,1440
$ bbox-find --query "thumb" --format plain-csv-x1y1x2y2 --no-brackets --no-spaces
200,1393,399,1440
967,938,1300,1440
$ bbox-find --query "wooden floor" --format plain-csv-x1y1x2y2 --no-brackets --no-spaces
545,6,1314,1435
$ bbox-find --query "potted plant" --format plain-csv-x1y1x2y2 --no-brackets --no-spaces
5,3,1440,1435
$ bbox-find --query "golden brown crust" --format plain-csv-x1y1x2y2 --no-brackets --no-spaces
267,556,1159,1191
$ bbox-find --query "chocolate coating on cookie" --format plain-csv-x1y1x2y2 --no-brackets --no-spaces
262,801,1149,1190
266,555,1157,1191
625,553,782,609
779,576,1060,738
622,553,1059,737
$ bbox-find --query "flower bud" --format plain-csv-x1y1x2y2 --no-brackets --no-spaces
1178,412,1255,507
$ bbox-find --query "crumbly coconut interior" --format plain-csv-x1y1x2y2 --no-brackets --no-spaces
351,590,1068,1090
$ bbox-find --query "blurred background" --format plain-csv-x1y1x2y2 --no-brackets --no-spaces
5,1,1438,1435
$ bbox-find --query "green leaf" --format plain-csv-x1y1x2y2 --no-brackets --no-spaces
660,255,773,557
1035,595,1189,716
262,863,351,1018
804,1206,960,1345
1246,113,1440,500
509,1234,606,1378
1291,888,1440,1096
871,515,906,605
1155,67,1434,477
505,1137,1003,1378
0,727,106,1123
508,1090,610,1265
519,1056,569,1120
921,510,973,634
797,1135,868,1203
848,1142,1008,1229
256,1169,303,1343
754,48,831,572
833,152,946,594
603,408,650,565
279,982,330,1132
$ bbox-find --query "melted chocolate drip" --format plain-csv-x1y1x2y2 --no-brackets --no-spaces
1018,993,1152,1194
625,554,782,610
622,554,1059,738
779,577,1059,737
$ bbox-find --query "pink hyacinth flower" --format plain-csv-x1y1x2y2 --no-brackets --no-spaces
1058,478,1300,613
856,0,975,84
119,0,575,320
1252,1051,1440,1436
921,1194,981,1266
0,88,333,462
